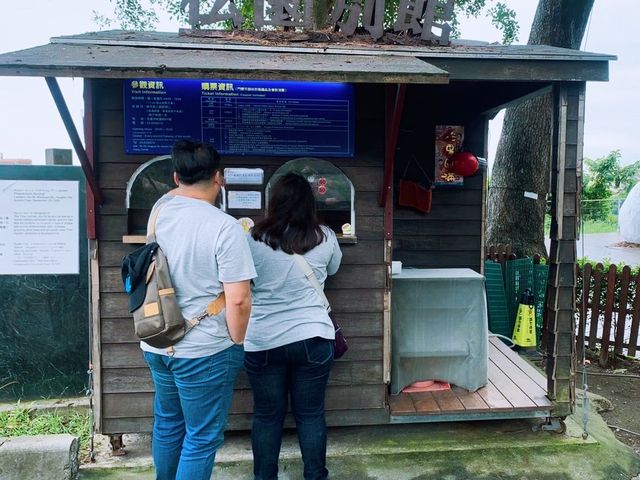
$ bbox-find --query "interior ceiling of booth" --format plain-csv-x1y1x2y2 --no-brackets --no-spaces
0,30,614,84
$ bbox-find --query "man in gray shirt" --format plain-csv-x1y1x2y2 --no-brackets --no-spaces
142,139,256,480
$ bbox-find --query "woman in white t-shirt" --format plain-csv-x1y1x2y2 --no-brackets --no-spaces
245,173,342,480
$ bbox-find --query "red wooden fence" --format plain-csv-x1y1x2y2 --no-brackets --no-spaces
485,244,515,264
578,263,640,366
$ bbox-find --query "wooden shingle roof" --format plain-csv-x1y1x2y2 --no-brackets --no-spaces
0,30,615,83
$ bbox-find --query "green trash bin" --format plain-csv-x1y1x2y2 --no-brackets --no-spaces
485,257,549,347
485,261,510,338
533,263,549,346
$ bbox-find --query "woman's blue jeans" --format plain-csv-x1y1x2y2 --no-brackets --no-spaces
143,345,244,480
245,337,334,480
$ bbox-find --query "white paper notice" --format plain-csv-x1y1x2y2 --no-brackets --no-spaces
0,180,79,275
228,191,262,210
224,168,264,185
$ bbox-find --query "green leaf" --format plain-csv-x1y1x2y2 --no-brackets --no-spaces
488,2,519,44
96,0,520,41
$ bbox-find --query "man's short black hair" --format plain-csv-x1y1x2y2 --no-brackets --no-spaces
171,139,222,185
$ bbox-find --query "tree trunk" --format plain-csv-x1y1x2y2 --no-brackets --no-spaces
313,0,333,29
486,0,594,257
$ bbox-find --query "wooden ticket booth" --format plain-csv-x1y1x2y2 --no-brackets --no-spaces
0,30,612,447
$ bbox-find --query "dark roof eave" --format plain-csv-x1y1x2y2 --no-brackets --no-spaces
0,31,614,83
0,43,449,84
421,57,610,82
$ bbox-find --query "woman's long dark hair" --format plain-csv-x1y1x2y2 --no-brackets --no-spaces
252,173,325,254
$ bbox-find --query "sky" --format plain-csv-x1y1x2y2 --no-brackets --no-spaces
0,0,638,168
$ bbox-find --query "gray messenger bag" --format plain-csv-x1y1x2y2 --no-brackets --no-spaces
121,198,225,349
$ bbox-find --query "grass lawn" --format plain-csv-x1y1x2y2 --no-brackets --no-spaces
544,215,618,235
581,219,618,234
0,403,91,459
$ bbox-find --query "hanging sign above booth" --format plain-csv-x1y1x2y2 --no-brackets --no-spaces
180,0,455,44
123,79,355,157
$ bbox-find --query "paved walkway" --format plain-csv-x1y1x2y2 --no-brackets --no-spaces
79,403,640,480
545,233,640,266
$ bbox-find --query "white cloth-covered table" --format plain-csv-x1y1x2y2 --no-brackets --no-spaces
391,268,488,394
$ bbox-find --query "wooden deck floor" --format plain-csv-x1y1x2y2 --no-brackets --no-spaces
389,336,553,422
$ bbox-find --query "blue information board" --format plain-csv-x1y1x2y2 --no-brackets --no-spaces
123,79,354,157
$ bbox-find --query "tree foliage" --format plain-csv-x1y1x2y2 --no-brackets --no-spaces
95,0,519,44
582,150,640,221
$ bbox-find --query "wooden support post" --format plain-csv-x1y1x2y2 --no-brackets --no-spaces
379,83,406,214
480,117,489,275
83,79,97,240
89,239,102,432
45,77,102,205
381,83,406,386
546,82,585,418
383,238,392,384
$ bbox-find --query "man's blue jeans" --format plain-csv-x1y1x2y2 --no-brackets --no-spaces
245,337,334,480
143,345,244,480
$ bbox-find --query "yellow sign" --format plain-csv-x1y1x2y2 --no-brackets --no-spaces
512,304,536,347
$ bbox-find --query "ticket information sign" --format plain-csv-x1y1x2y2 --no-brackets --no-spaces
0,180,79,275
124,79,355,157
228,191,262,210
224,168,264,185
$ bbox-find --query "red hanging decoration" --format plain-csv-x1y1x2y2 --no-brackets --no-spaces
449,151,479,177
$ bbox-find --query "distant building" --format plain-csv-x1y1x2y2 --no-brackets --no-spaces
0,158,32,165
46,148,72,166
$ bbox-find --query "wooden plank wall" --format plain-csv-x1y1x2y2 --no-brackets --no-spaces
393,83,487,271
92,79,389,434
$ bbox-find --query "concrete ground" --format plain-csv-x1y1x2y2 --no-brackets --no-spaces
545,233,640,266
79,402,640,480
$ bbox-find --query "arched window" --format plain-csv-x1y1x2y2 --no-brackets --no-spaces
266,158,355,238
126,156,174,235
126,156,174,210
125,156,227,237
